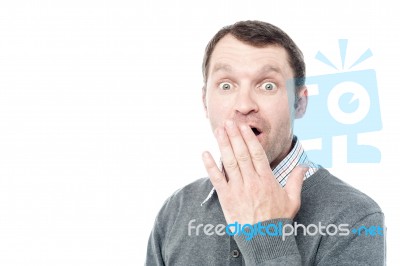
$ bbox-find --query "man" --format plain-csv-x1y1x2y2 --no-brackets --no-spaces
146,20,385,265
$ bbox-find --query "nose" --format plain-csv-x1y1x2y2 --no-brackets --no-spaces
234,88,259,115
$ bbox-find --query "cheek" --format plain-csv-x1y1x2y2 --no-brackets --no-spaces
265,99,292,130
286,89,297,118
207,96,231,120
207,101,225,129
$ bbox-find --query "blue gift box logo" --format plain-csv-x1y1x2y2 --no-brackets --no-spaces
295,40,382,167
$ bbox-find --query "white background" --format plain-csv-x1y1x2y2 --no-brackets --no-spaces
0,0,399,265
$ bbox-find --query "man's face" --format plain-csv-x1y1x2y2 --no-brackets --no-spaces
203,34,306,167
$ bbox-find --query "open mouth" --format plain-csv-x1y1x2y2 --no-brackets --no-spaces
251,127,261,136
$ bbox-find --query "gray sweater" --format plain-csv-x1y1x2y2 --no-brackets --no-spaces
146,168,385,265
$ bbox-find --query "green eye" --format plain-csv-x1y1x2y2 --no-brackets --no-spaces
261,82,277,91
219,82,232,90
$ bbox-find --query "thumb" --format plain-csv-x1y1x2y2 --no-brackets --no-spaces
284,165,308,209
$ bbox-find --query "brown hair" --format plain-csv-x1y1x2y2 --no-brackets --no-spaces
202,20,305,94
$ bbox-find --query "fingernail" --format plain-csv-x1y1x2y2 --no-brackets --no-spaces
225,120,234,128
202,151,211,160
215,128,224,139
240,124,248,131
298,164,309,172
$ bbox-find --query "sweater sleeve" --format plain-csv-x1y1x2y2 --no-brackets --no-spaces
233,213,385,266
316,212,386,266
234,219,302,265
145,216,166,266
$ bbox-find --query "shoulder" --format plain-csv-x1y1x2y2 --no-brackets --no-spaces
299,168,383,225
168,177,212,205
155,177,213,221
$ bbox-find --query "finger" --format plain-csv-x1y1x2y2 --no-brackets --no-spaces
284,165,308,211
224,120,256,178
239,124,271,177
202,151,227,193
214,126,243,184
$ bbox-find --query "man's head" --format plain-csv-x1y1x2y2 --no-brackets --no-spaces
202,20,308,167
202,20,306,102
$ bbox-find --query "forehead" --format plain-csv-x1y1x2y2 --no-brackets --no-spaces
209,34,293,77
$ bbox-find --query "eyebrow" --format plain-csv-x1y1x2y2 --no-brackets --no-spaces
260,65,282,75
211,63,232,74
211,63,282,75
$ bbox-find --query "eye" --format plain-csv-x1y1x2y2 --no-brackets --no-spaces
218,82,232,90
261,82,277,91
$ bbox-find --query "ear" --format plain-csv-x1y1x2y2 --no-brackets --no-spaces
295,86,308,119
202,85,209,118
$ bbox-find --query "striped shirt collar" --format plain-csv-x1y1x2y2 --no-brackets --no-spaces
201,136,318,206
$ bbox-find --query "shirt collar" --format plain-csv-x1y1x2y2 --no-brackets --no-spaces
201,136,318,206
